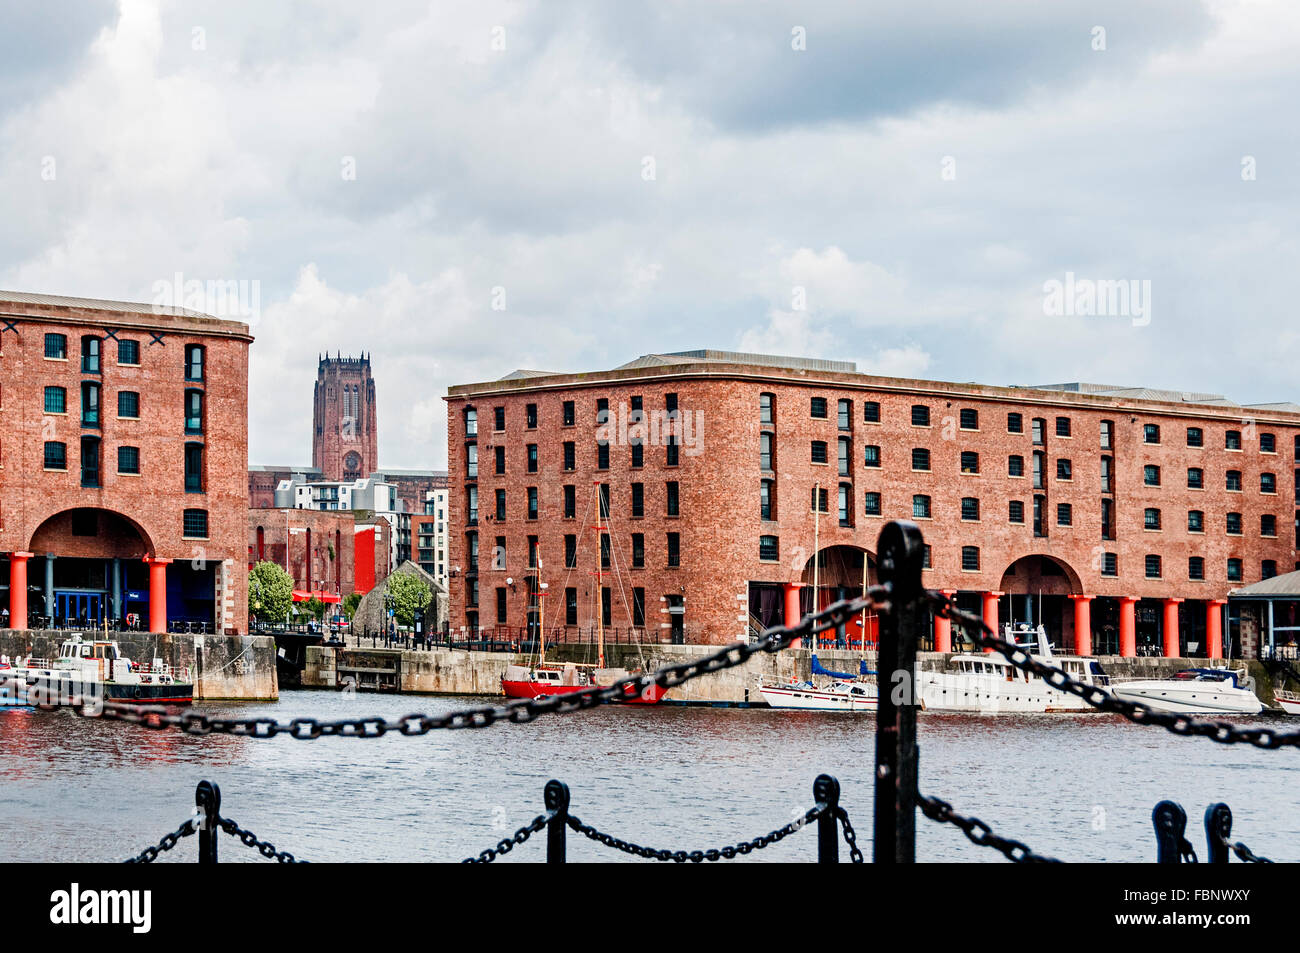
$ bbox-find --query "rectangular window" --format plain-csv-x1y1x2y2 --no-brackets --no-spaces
761,480,774,520
1145,508,1161,530
1263,560,1278,579
913,495,931,519
492,445,505,475
1145,555,1162,579
863,445,881,468
961,546,980,571
1057,503,1072,526
811,487,829,513
465,408,478,438
810,397,827,419
525,403,537,429
960,408,978,430
1188,510,1204,532
961,497,979,521
1226,470,1242,491
467,488,479,524
1032,418,1045,445
1100,420,1113,450
44,441,67,470
496,587,508,623
1008,455,1024,477
565,534,577,569
1261,433,1276,453
811,441,828,464
118,446,140,475
1225,430,1241,450
1187,467,1203,489
631,442,644,468
1101,498,1115,540
1189,557,1204,581
565,587,578,625
666,435,680,467
1101,552,1118,576
627,482,643,518
632,588,646,627
1007,412,1023,434
81,336,101,373
837,437,850,475
1187,427,1203,448
664,393,678,415
760,432,774,471
182,509,209,539
494,537,506,570
862,401,880,423
597,443,610,470
759,535,779,561
184,443,204,492
562,401,575,426
599,484,610,520
838,484,851,526
666,532,680,567
960,451,979,474
911,448,930,471
666,481,679,517
632,533,645,568
837,399,851,430
184,344,203,381
495,489,506,521
114,390,139,419
1033,495,1046,537
1144,424,1160,444
185,389,203,433
81,382,99,427
563,485,576,519
527,444,538,473
759,392,774,424
1032,452,1044,488
1227,558,1242,582
911,405,930,427
1263,514,1277,537
1058,459,1073,480
601,534,611,569
118,339,140,365
494,406,506,431
1009,500,1024,523
1262,472,1277,494
864,491,881,516
44,333,67,359
1143,464,1159,486
44,386,66,414
527,487,538,520
1227,512,1242,535
1055,417,1071,437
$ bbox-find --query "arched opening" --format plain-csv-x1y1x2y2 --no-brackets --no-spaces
803,545,877,649
998,554,1083,652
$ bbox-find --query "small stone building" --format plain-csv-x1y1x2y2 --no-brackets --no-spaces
352,560,446,637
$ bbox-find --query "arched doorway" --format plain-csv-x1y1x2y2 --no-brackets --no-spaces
27,507,154,628
801,545,877,649
998,554,1083,652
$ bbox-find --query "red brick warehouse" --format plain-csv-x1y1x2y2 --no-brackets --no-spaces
0,292,251,634
443,350,1300,658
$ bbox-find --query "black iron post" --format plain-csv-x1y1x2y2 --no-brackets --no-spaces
873,520,926,864
545,779,570,863
1152,800,1188,863
1205,802,1232,864
814,774,840,863
196,780,221,864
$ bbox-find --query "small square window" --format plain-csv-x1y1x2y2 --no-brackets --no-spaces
911,405,930,427
1055,417,1071,437
118,339,140,365
810,397,827,419
1007,413,1023,434
864,492,881,516
862,401,880,423
1144,424,1160,444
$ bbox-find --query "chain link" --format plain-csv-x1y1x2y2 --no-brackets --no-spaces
931,592,1300,749
65,589,890,739
1219,836,1273,863
216,816,305,863
916,792,1060,863
123,817,197,864
836,807,865,863
462,812,553,863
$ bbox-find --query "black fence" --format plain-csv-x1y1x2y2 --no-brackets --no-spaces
71,519,1288,864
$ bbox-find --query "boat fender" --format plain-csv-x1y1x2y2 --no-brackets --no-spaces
133,686,144,699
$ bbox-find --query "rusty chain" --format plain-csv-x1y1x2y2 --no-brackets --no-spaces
931,592,1300,749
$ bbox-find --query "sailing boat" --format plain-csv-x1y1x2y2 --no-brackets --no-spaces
758,480,878,711
501,482,666,704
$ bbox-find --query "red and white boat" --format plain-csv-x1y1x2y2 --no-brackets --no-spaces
1275,689,1300,714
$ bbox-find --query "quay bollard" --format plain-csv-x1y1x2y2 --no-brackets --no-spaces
545,779,570,864
873,520,926,864
814,774,840,863
1152,800,1191,863
196,780,221,864
1205,803,1232,864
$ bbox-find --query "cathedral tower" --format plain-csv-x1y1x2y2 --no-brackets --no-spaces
312,353,378,481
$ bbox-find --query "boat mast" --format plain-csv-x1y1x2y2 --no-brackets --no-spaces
596,481,604,670
813,480,820,651
860,549,867,654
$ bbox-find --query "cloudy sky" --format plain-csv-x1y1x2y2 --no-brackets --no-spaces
2,0,1298,469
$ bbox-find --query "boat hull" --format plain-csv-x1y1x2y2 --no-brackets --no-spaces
759,684,877,712
1276,692,1300,715
501,678,589,700
915,670,1099,714
1110,683,1262,715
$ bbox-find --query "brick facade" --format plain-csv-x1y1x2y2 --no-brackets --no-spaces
444,353,1300,656
0,292,251,634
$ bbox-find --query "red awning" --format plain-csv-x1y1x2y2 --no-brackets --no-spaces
292,590,342,604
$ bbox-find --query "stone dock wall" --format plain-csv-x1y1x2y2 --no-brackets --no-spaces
0,629,278,700
301,642,1276,706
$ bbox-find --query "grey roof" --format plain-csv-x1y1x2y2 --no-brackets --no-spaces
249,464,320,474
1032,382,1238,406
1229,571,1300,599
616,350,857,374
1244,401,1300,413
499,369,564,380
0,289,216,319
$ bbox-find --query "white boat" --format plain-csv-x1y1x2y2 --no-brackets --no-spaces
1109,667,1262,715
1275,689,1300,715
3,634,193,705
916,623,1111,714
759,674,878,712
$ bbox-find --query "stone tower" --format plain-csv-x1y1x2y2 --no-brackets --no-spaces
312,353,378,481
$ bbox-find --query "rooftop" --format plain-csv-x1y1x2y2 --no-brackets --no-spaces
0,288,253,338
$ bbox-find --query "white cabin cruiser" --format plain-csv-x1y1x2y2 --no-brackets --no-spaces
4,635,193,705
1109,667,1262,715
916,623,1111,714
758,656,878,712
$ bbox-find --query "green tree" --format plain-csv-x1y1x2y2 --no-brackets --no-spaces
303,597,326,622
248,561,293,622
387,572,432,629
341,592,362,621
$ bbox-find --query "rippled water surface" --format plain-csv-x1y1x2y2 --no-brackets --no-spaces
2,690,1296,863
